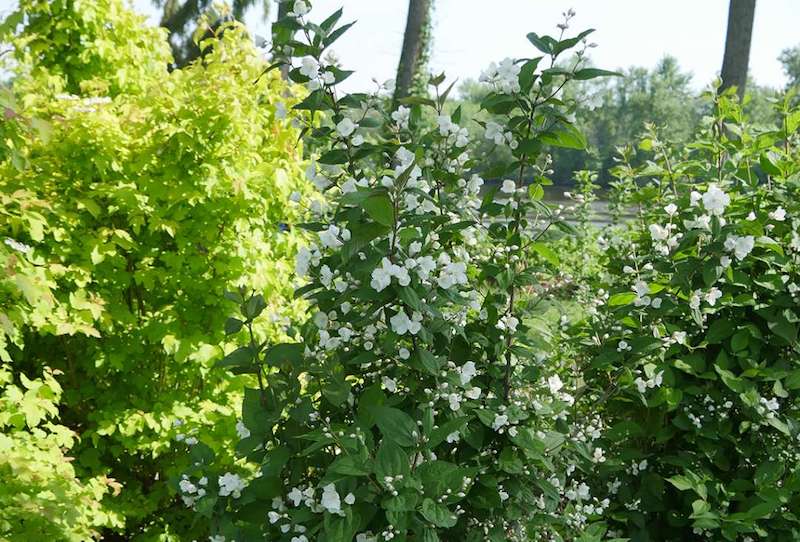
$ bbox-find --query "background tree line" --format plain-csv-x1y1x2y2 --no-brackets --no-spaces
154,0,798,187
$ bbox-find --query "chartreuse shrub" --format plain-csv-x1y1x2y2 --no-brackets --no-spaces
0,240,116,540
179,3,627,541
1,0,309,538
564,89,800,540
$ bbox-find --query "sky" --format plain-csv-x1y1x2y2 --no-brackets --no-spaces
130,1,799,94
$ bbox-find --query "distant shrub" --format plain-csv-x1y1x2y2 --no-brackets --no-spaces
567,90,800,540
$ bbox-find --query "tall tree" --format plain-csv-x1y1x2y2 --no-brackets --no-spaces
719,0,757,100
393,0,433,102
779,45,800,89
154,0,269,66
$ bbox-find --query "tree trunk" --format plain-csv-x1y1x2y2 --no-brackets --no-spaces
393,0,432,102
720,0,756,100
274,0,291,79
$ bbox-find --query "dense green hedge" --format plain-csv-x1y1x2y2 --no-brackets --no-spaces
0,0,310,538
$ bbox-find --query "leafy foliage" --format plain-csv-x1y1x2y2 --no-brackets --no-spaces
566,89,800,540
190,4,625,541
1,0,309,538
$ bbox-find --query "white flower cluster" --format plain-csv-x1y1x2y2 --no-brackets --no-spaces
633,369,664,394
178,474,208,508
437,115,469,148
391,106,410,130
479,58,521,94
484,121,516,148
298,55,335,91
218,472,247,498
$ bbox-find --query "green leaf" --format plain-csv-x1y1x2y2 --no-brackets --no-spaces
243,294,267,319
572,68,622,80
526,32,555,54
375,440,410,481
323,509,359,542
531,242,559,266
216,346,257,371
362,193,394,226
420,498,458,528
768,315,797,344
264,343,304,365
608,292,637,306
329,455,371,477
540,124,587,150
224,317,243,335
528,183,544,201
705,318,735,344
374,407,418,447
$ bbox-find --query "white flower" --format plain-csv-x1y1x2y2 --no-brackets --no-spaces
291,536,309,542
209,536,226,542
391,106,410,129
684,214,711,230
459,361,477,385
664,203,678,216
370,258,411,292
268,510,281,523
437,115,453,136
352,134,365,146
648,223,670,241
437,261,468,289
702,183,729,216
634,377,647,393
390,310,422,335
547,375,563,394
446,431,460,443
288,487,303,506
497,314,519,333
235,420,250,439
492,414,509,431
291,0,310,16
370,259,394,292
341,178,357,193
319,225,344,249
479,57,521,94
320,483,341,514
399,347,410,360
336,118,356,138
689,291,701,310
382,376,398,393
484,121,506,144
593,447,606,463
344,492,356,505
466,174,484,195
218,472,247,498
295,246,311,275
299,56,320,79
769,207,786,221
498,489,510,501
4,238,32,254
415,256,437,281
705,287,722,306
724,234,754,260
465,386,482,400
501,179,516,194
690,191,702,206
179,479,197,494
